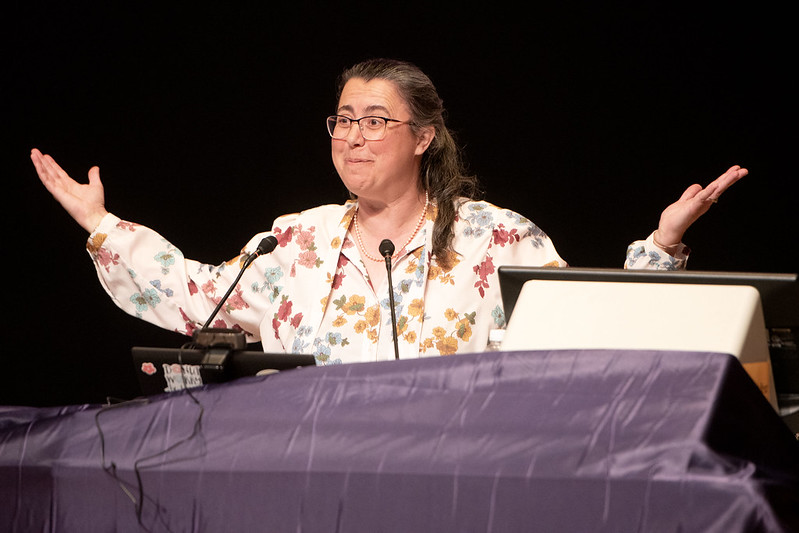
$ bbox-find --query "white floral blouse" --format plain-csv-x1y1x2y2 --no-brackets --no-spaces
88,200,687,365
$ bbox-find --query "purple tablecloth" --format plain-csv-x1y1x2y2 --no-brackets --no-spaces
2,349,798,532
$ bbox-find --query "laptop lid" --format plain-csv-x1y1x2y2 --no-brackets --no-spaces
498,266,799,329
131,347,316,396
497,266,799,409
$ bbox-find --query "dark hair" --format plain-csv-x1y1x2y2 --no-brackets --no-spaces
336,58,480,269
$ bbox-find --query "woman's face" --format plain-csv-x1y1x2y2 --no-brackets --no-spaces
331,77,433,204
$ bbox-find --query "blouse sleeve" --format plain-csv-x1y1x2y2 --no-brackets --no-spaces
624,232,689,270
86,213,279,342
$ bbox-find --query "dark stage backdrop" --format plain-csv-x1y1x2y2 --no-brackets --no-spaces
6,3,796,406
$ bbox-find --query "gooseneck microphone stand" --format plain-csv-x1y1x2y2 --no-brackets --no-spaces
379,239,401,360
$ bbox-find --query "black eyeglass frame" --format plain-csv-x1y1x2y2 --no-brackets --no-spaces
326,115,413,140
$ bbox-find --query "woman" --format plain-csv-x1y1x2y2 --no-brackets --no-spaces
31,59,746,364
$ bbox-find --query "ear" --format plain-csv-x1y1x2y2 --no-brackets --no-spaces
414,126,436,156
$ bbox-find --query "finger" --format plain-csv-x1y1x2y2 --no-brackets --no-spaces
41,154,84,200
697,183,720,202
30,149,53,180
708,166,747,200
35,153,63,184
716,166,746,186
42,153,72,182
678,183,703,202
31,151,62,192
30,149,46,178
87,166,103,189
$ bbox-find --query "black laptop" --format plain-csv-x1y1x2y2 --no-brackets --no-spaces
497,266,799,406
132,346,316,396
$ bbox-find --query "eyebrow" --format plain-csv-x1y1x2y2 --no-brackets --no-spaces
336,104,392,116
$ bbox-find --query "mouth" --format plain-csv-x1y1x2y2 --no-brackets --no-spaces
345,157,373,164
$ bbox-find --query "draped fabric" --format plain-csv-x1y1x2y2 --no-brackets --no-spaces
2,349,797,532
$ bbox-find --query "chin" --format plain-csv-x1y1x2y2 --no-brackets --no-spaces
338,175,371,197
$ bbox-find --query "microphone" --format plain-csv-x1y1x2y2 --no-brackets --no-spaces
253,235,279,257
378,238,395,259
380,239,400,360
194,236,279,369
201,235,278,330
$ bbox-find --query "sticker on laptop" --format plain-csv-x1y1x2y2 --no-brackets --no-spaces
162,363,203,391
141,362,157,376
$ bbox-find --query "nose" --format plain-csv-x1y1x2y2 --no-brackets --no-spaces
344,122,365,146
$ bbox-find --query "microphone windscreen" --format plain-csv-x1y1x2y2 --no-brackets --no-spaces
379,239,395,257
256,235,279,256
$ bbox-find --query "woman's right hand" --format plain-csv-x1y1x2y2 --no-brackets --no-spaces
31,148,109,233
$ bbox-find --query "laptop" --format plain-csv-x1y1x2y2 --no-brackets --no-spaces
497,266,798,417
132,346,317,396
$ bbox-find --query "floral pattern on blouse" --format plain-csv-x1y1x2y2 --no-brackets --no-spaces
88,200,687,365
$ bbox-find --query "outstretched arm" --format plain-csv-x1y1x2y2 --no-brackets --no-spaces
31,148,109,233
653,165,747,255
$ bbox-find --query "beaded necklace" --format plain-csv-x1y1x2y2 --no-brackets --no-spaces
353,191,429,263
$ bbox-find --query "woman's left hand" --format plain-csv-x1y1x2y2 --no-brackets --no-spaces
654,165,748,251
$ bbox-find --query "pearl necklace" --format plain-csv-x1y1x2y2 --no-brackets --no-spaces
353,191,429,263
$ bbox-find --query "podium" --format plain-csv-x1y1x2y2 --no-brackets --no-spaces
2,350,798,532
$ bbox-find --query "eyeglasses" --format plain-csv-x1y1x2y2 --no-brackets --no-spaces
326,115,412,141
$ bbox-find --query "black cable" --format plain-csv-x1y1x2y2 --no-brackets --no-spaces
95,341,208,531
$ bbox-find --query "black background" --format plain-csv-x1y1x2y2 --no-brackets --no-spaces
5,3,796,406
